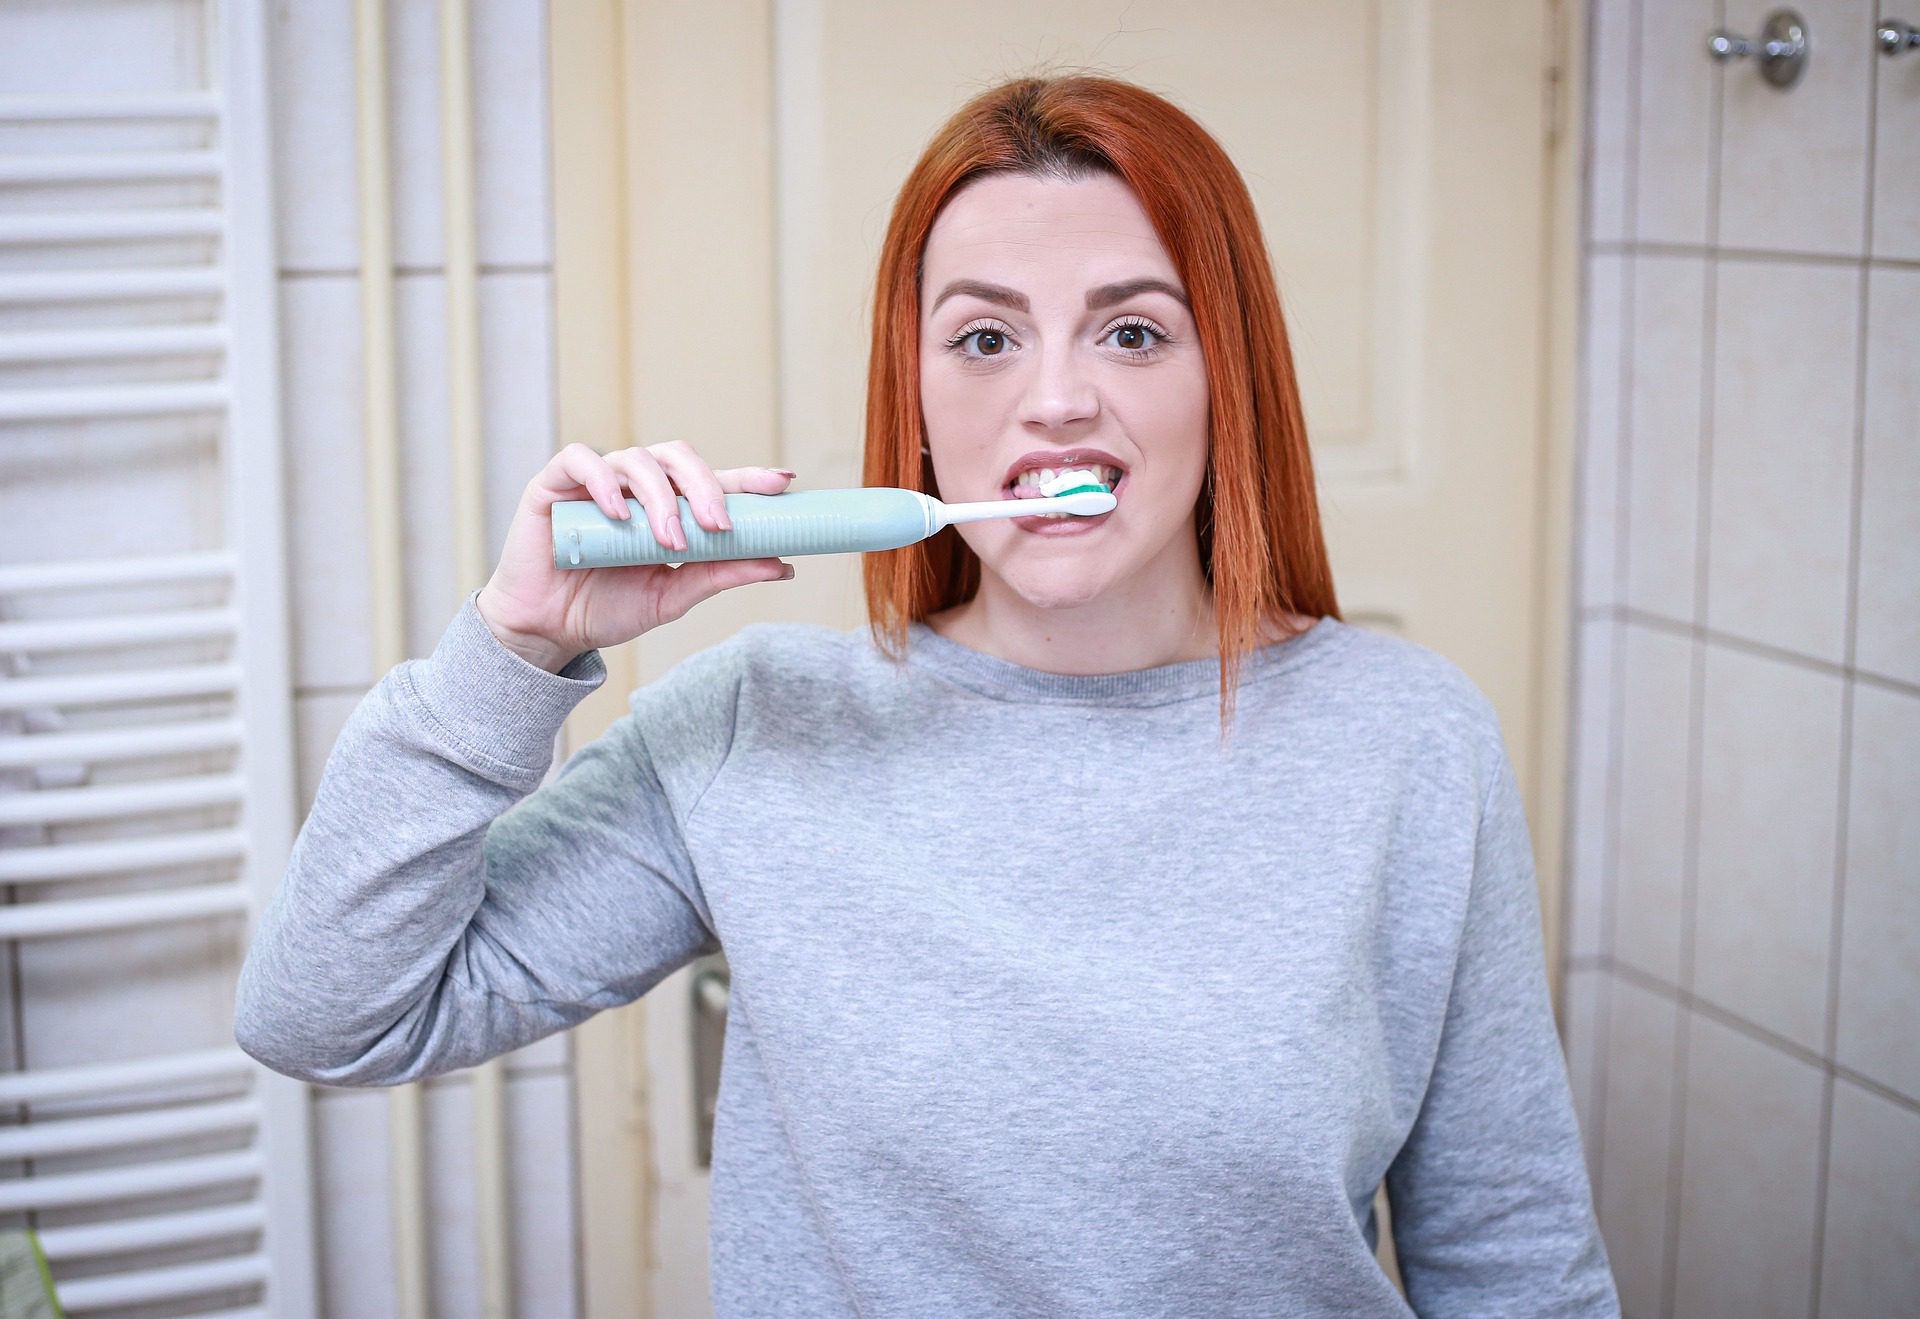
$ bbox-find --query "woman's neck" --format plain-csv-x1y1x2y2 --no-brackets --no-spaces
924,556,1320,676
923,539,1230,674
932,593,1215,675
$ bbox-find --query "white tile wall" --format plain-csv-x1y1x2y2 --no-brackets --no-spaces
1817,1079,1920,1317
1566,2,1920,1313
1577,253,1625,609
265,4,579,1316
1870,34,1920,260
1833,682,1920,1101
1597,975,1679,1317
1624,254,1704,621
312,1071,580,1319
1584,0,1637,246
1564,619,1616,959
312,1088,397,1317
269,1,359,270
1612,624,1691,985
1631,0,1714,246
1560,965,1607,1170
1706,262,1859,666
1854,268,1920,686
1673,1012,1825,1319
1691,645,1842,1054
281,268,561,686
270,0,551,272
281,276,375,691
1716,0,1874,258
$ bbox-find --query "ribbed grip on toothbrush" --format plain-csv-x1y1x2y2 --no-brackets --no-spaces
550,488,934,569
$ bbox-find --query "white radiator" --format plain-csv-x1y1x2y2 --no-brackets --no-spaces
0,2,319,1315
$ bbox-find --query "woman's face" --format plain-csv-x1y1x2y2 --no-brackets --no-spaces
917,171,1210,612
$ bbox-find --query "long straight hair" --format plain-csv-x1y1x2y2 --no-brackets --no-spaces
861,75,1341,736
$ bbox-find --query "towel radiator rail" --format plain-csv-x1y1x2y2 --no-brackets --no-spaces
0,3,320,1314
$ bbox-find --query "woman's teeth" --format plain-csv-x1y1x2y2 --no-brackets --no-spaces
1006,465,1123,520
1010,465,1123,491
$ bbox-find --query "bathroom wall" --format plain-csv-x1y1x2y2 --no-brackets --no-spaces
1562,1,1918,1316
272,2,578,1314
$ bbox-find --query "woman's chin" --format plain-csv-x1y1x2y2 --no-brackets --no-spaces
994,572,1113,613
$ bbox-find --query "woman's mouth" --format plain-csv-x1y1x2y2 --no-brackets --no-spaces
998,464,1126,533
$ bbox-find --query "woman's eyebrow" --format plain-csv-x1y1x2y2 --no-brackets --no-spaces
1086,277,1190,311
931,279,1027,314
929,277,1191,315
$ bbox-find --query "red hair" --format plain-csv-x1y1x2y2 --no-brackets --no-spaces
861,75,1340,735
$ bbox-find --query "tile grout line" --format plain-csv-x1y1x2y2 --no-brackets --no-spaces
1807,641,1851,1317
1587,238,1920,270
1591,603,1621,1206
1574,604,1920,701
1659,7,1725,1310
1590,0,1649,1222
1807,35,1881,1319
1601,955,1920,1119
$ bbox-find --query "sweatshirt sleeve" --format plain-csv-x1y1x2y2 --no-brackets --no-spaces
1383,730,1620,1317
234,587,726,1086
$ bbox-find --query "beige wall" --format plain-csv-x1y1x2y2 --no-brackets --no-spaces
1561,0,1919,1315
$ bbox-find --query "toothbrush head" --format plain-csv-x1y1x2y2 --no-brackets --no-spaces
1050,489,1118,516
1035,465,1113,508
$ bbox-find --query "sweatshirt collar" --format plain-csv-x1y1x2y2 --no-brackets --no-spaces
898,615,1347,707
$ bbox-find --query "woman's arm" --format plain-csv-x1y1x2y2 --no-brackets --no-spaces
1383,734,1620,1317
234,588,722,1086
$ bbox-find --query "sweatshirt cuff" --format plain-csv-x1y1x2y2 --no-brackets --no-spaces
401,587,609,783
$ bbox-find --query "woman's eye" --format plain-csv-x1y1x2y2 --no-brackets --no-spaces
942,317,1172,362
1104,319,1170,354
945,322,1011,358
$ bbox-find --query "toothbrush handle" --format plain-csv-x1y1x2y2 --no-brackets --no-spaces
551,488,934,569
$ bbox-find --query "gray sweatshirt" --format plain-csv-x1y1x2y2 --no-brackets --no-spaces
236,587,1619,1318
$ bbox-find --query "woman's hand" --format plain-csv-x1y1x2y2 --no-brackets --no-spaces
475,442,799,672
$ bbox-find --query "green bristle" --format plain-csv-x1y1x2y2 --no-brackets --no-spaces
1050,481,1109,497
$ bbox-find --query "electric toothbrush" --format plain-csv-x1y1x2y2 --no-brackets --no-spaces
550,469,1116,570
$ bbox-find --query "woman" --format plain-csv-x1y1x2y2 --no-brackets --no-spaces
238,75,1618,1317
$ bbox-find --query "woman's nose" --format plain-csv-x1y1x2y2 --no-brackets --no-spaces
1017,342,1100,432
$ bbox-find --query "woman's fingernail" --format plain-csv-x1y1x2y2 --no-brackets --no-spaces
779,565,795,580
772,468,797,479
709,497,732,530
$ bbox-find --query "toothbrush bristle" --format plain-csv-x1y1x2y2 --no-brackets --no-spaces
1052,482,1109,497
